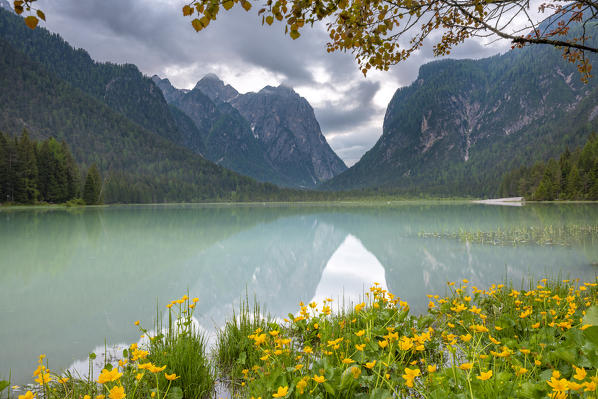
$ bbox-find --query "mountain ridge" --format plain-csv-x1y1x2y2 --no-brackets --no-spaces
153,74,347,187
325,37,598,196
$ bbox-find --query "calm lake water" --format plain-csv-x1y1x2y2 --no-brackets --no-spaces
1,202,597,385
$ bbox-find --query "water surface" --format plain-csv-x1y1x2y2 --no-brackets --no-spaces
1,202,597,384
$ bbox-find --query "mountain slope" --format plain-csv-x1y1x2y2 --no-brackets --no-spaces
0,37,286,202
0,9,184,145
230,85,347,187
325,39,598,196
154,74,347,188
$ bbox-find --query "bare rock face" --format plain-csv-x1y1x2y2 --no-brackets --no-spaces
194,73,239,103
154,74,346,188
231,85,347,187
152,75,188,104
326,41,598,195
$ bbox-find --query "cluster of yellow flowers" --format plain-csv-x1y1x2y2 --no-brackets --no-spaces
229,278,598,398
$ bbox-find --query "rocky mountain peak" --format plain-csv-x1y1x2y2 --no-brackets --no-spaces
194,73,239,103
151,75,188,104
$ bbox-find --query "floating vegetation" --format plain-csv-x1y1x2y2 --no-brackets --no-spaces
419,225,598,247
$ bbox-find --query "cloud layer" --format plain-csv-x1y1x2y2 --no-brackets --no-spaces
39,0,508,166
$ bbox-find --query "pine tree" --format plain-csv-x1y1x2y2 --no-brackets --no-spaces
83,163,102,205
566,164,582,199
0,132,7,202
62,141,80,200
14,131,38,204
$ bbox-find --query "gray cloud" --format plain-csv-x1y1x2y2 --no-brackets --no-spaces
315,80,381,133
38,0,506,165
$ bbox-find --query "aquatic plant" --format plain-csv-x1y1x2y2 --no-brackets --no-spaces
419,224,598,247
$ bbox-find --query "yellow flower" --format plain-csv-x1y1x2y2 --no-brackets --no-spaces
84,396,91,399
477,370,492,381
313,375,326,384
531,322,541,329
547,377,569,392
303,346,313,354
294,364,303,371
135,372,144,381
584,381,597,391
269,330,279,337
365,360,376,369
108,386,126,399
355,343,365,351
351,366,361,379
378,340,388,349
535,359,542,366
342,358,355,364
355,302,366,312
296,379,307,394
355,330,365,337
96,396,105,399
520,349,530,355
427,365,437,373
403,367,421,378
134,320,140,326
515,367,528,376
35,372,52,385
398,337,413,351
460,334,472,342
574,367,587,381
98,368,123,384
18,391,36,399
165,373,180,381
149,364,167,374
459,363,473,371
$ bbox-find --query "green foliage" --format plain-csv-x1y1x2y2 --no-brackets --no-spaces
501,133,598,200
0,130,81,204
215,295,273,386
82,164,102,205
145,297,215,399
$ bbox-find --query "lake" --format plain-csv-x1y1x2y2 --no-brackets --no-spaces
1,202,597,386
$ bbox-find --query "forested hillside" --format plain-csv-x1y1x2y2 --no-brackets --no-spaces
500,134,598,200
0,37,291,203
325,22,598,197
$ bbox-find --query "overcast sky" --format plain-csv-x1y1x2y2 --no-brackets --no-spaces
35,0,511,166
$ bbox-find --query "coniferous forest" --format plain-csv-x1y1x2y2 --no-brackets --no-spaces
500,133,598,200
0,130,103,205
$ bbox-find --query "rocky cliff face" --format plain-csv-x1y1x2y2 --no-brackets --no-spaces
154,74,347,187
169,85,290,185
152,75,188,104
194,73,239,103
326,39,598,196
231,85,347,187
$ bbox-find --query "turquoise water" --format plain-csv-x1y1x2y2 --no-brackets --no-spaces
1,202,597,385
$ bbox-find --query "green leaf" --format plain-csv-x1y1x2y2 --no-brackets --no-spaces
520,382,545,399
168,386,183,399
584,326,598,346
584,306,598,326
322,382,335,395
370,388,393,399
554,347,577,364
340,367,353,390
89,352,96,360
0,381,9,393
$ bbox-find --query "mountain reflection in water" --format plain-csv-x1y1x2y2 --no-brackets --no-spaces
1,203,597,384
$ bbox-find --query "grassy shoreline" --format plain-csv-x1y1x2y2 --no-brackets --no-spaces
3,277,598,399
